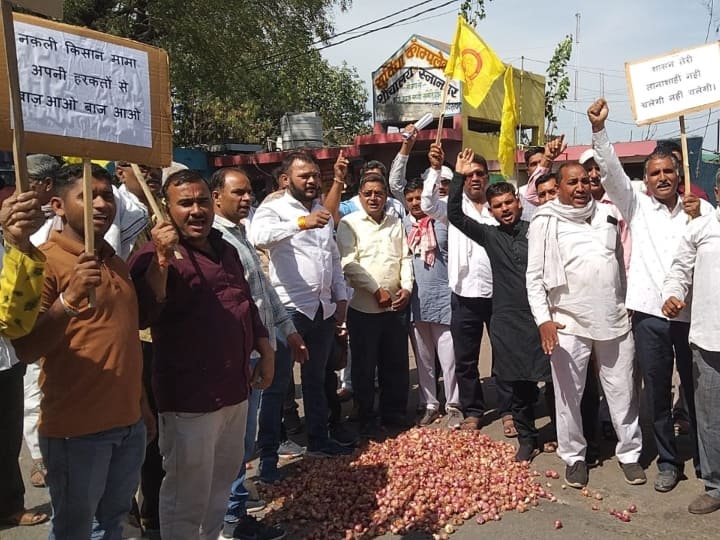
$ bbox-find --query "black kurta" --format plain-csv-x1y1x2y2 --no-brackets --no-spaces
447,174,550,383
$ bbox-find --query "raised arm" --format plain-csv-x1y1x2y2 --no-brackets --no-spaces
588,98,637,222
322,151,349,227
524,135,566,205
388,124,418,205
447,148,489,245
420,143,448,223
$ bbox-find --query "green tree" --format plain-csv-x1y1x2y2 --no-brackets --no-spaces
544,34,573,136
62,0,370,147
460,0,493,26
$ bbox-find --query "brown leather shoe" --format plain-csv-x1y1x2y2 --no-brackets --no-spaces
688,493,720,514
459,415,481,430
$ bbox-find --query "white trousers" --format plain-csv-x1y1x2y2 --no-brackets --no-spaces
158,401,248,540
410,321,460,409
551,331,642,466
23,362,42,460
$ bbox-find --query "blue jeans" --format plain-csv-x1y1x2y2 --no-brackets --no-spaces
225,357,262,521
40,419,146,540
258,308,334,476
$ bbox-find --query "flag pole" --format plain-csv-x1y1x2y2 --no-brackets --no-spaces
435,78,452,146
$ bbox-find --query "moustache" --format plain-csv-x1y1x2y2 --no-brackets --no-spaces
657,181,672,189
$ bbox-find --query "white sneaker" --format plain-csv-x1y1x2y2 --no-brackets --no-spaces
446,406,464,430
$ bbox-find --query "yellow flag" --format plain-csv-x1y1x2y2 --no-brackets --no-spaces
444,16,505,108
498,66,517,178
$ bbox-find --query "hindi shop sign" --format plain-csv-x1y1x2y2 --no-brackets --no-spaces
373,36,461,124
0,13,172,167
626,42,720,125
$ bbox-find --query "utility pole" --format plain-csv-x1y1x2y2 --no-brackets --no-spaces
573,12,580,145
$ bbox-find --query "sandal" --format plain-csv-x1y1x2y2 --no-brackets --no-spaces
30,459,47,488
543,441,558,453
459,416,481,431
0,509,48,526
502,415,518,438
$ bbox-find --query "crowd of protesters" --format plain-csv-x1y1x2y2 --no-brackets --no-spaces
1,97,719,540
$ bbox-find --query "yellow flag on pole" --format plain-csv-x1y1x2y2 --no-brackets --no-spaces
498,66,517,178
444,16,505,109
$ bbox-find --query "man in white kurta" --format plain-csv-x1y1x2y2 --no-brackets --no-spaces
662,175,720,514
526,161,644,489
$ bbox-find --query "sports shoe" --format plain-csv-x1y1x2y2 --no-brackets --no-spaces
688,493,720,514
620,462,647,485
222,515,286,539
306,439,355,457
446,407,464,430
565,461,588,488
278,439,305,459
330,422,359,447
654,468,679,492
418,407,440,426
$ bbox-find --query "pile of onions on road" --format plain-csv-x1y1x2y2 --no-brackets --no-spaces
259,428,555,539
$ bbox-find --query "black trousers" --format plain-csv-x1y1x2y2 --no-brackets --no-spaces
0,363,26,517
348,308,409,423
510,380,540,446
140,342,163,524
450,293,494,418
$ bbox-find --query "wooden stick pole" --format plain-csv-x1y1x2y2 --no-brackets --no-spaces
434,78,452,146
0,0,29,192
130,163,166,220
82,159,96,307
130,163,182,259
679,115,692,195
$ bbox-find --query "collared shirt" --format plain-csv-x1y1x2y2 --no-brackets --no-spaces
130,229,269,413
336,209,414,314
593,128,713,321
38,232,142,437
421,168,495,298
663,212,720,352
212,213,295,350
250,192,347,319
526,204,630,340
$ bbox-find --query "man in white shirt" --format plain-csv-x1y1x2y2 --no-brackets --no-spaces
526,160,645,489
662,173,720,515
421,146,514,433
251,152,351,474
589,98,712,493
336,173,414,438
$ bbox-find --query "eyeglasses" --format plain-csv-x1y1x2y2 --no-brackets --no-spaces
360,190,387,198
465,170,488,179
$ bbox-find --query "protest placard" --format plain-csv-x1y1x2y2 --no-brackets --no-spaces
626,42,720,125
0,12,172,167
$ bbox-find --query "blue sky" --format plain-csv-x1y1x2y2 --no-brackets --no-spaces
321,0,720,149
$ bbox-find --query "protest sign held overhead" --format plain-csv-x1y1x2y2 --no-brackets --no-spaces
626,42,720,125
0,12,172,167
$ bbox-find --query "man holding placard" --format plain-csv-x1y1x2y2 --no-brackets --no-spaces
13,164,154,538
589,98,713,493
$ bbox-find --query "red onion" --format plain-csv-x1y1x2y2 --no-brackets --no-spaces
554,519,563,529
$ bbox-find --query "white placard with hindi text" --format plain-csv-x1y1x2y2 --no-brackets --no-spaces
13,20,152,148
626,42,720,125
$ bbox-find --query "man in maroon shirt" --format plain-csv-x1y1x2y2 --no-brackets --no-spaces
130,169,273,539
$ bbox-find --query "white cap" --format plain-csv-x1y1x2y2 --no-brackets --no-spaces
579,149,598,165
162,161,189,184
422,165,454,181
